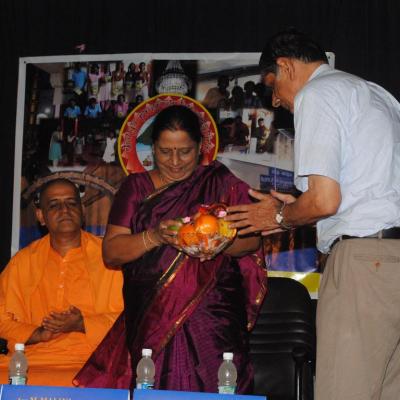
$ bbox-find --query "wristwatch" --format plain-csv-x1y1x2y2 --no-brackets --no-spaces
275,202,293,230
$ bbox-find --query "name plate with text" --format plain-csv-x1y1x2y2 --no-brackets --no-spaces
0,385,130,400
134,389,266,400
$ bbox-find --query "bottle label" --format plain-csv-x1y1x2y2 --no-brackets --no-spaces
9,376,26,385
136,382,154,390
218,385,236,394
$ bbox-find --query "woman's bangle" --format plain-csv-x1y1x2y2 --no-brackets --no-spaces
146,230,160,247
142,231,150,251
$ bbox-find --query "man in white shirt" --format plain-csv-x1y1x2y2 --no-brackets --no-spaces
227,29,400,400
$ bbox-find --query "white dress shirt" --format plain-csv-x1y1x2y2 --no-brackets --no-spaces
294,64,400,253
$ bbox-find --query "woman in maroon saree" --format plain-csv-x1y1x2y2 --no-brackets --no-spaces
74,105,267,393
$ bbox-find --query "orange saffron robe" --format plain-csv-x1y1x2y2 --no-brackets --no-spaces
0,231,124,386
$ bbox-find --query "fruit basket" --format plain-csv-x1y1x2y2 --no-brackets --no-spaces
175,203,236,258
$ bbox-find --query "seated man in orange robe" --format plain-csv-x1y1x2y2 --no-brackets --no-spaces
0,178,124,386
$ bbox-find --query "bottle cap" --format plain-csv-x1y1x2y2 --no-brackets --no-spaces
15,343,25,351
223,352,233,360
142,348,152,357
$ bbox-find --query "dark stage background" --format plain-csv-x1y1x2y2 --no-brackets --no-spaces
1,0,399,267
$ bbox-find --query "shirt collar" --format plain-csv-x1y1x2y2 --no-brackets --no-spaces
294,64,332,112
308,63,332,82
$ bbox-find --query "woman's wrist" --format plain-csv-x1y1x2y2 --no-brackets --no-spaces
142,229,162,251
148,229,163,246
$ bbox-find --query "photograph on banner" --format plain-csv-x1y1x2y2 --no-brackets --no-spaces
195,58,294,189
117,93,218,175
196,58,276,154
151,59,197,98
17,57,152,249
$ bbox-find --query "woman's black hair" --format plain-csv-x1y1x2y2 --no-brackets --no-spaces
151,105,202,144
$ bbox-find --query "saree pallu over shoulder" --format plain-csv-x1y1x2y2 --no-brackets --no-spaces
74,161,267,389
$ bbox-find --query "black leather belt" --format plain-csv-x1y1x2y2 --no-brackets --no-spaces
331,227,400,250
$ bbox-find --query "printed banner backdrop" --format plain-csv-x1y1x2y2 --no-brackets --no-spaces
13,53,332,297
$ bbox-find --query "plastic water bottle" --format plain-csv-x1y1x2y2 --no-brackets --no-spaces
8,343,28,385
136,348,155,389
218,352,237,394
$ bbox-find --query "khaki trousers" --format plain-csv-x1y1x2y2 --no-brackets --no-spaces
316,238,400,400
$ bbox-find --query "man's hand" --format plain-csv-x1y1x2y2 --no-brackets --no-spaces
26,326,62,345
270,189,297,205
41,306,85,334
226,189,296,236
227,176,340,236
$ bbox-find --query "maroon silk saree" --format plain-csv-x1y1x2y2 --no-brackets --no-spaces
74,161,267,393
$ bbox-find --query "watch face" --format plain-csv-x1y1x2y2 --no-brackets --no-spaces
275,212,283,224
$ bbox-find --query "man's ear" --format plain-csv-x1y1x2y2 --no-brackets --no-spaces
276,57,296,80
35,207,46,226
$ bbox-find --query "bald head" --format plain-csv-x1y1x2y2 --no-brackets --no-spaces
36,179,84,239
38,178,80,209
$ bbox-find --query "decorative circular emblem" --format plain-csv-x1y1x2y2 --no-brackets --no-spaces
118,94,219,175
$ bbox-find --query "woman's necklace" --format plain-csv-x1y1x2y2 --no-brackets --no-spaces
158,171,169,186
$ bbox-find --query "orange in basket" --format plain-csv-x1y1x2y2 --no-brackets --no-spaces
178,223,199,246
194,214,219,235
